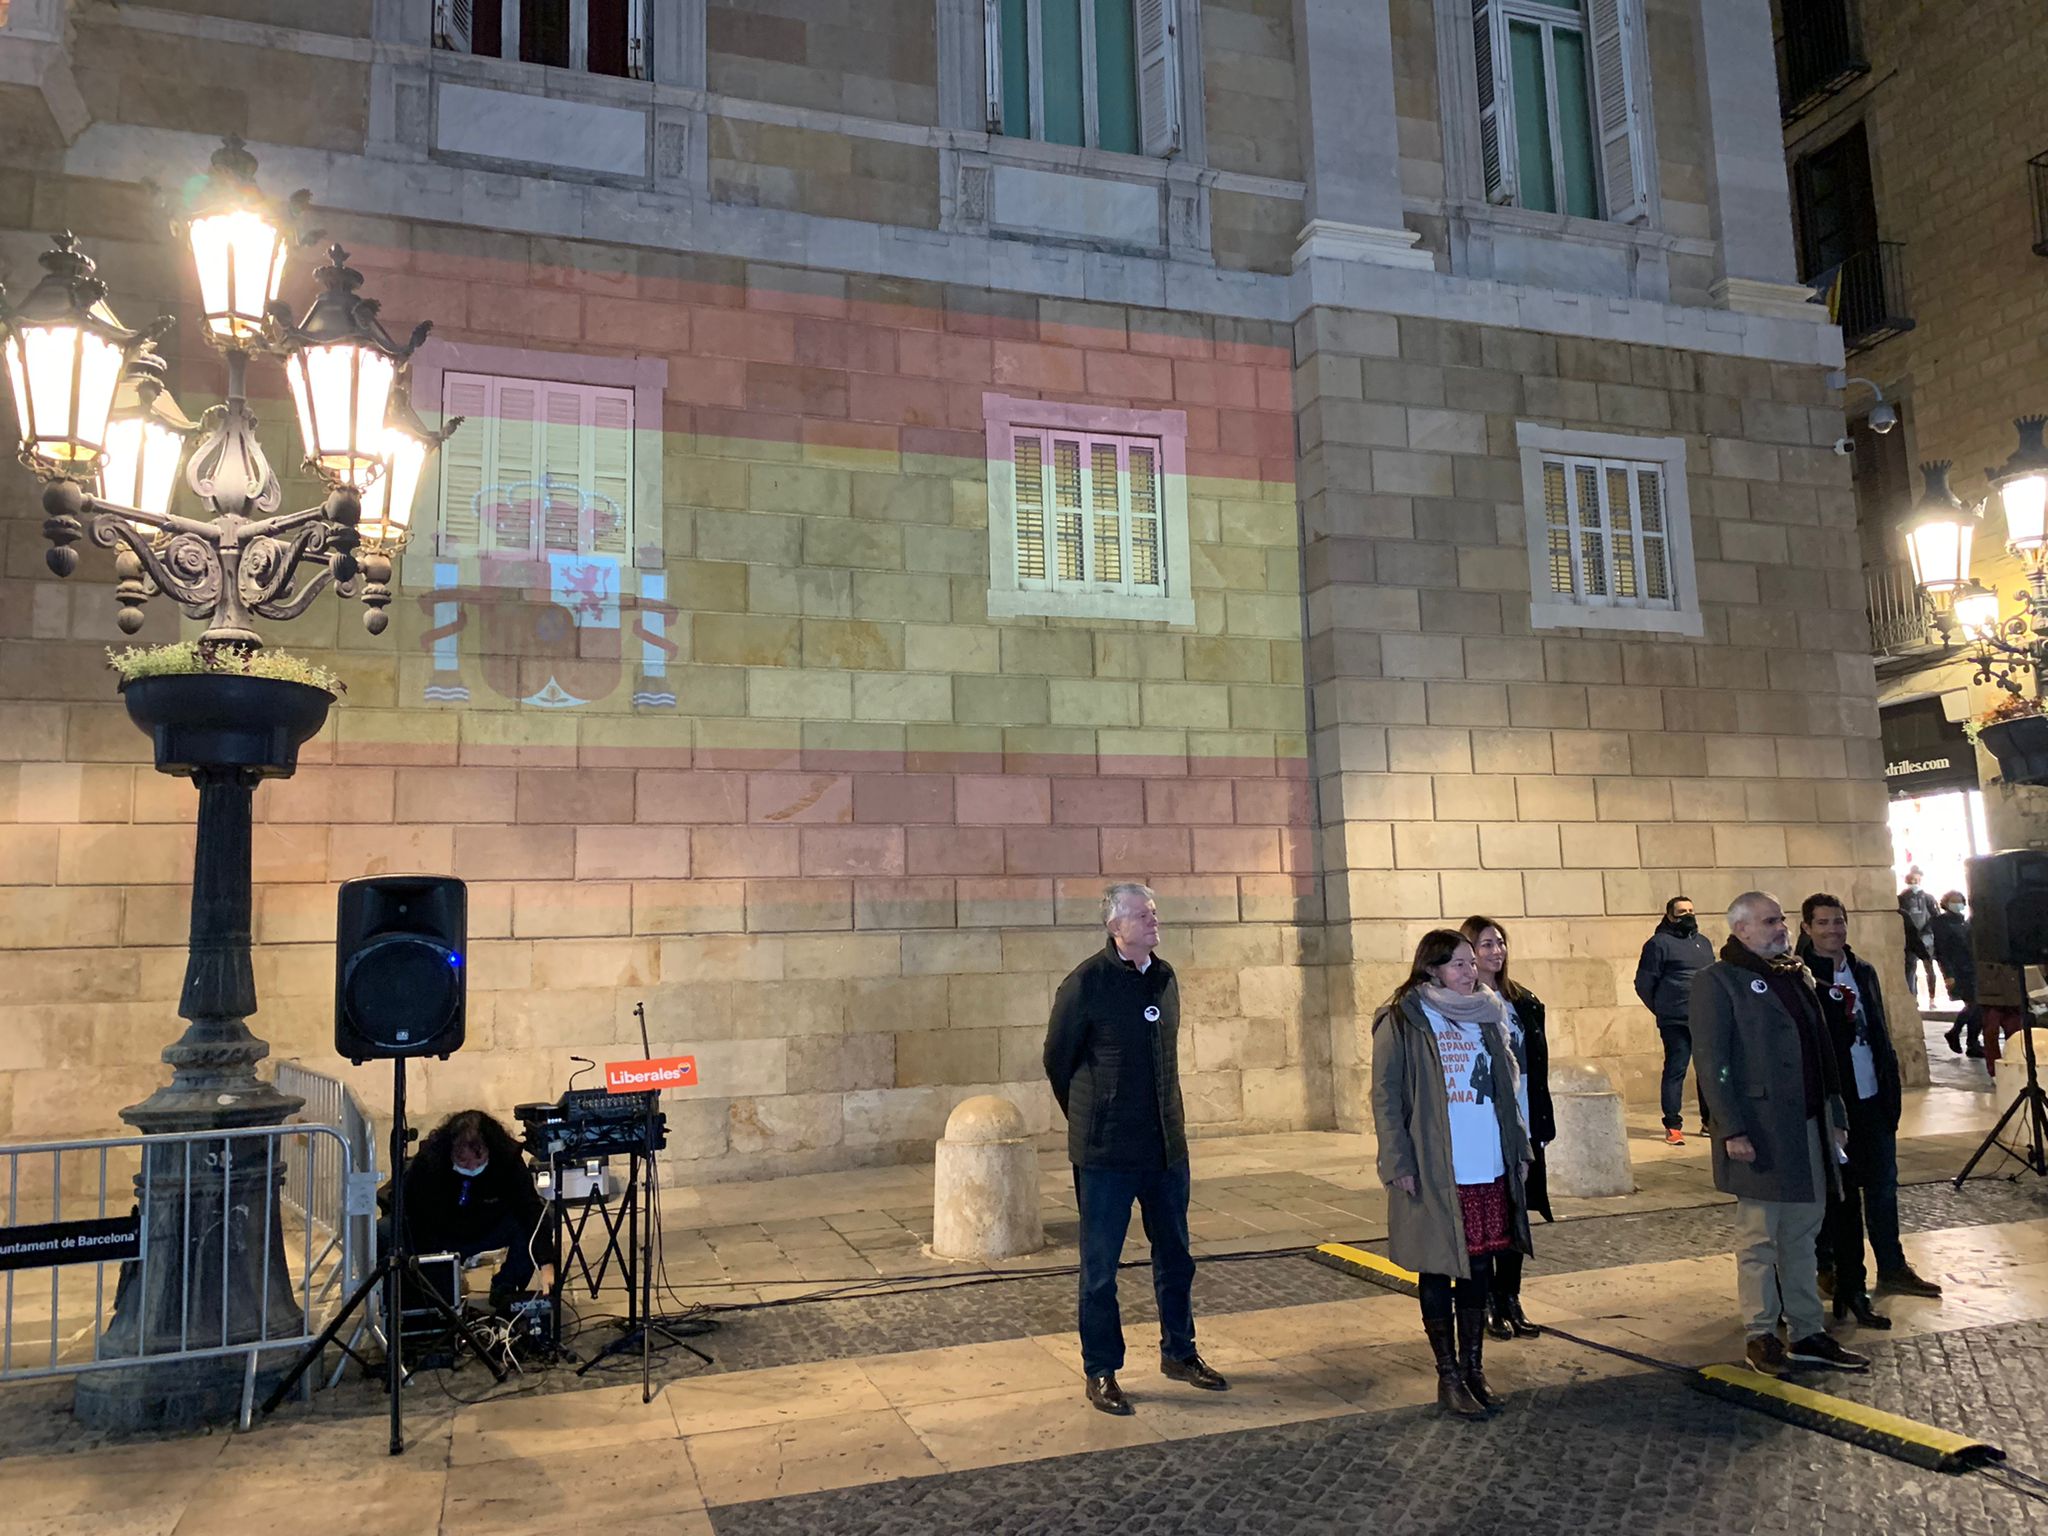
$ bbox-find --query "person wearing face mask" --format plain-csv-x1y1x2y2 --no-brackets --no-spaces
385,1109,555,1309
1692,892,1864,1377
1634,895,1715,1145
1371,929,1533,1418
1898,868,1940,1011
1930,892,1981,1057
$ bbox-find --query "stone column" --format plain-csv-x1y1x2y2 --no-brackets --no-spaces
1696,0,1821,321
1290,0,1433,271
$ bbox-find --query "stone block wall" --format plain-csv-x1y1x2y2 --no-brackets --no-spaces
0,209,1323,1180
1294,305,1917,1122
707,0,939,123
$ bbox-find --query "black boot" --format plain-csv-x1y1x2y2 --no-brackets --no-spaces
1501,1295,1542,1338
1456,1305,1501,1412
1424,1317,1486,1418
1944,1023,1963,1054
1485,1294,1514,1341
1832,1291,1892,1329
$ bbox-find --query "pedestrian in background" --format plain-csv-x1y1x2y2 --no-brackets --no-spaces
1898,868,1939,1011
1931,891,1981,1057
1692,892,1866,1377
1462,914,1552,1340
1634,895,1715,1145
1371,929,1533,1418
1044,883,1229,1416
1798,894,1943,1331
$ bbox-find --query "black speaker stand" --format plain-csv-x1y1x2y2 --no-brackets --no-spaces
260,1058,505,1450
1954,975,2048,1186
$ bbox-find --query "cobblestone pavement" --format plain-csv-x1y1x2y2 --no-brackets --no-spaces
708,1319,2048,1536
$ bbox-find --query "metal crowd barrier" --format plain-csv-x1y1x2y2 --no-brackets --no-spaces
275,1059,381,1305
0,1123,355,1428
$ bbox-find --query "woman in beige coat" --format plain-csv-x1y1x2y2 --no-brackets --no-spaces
1370,928,1533,1418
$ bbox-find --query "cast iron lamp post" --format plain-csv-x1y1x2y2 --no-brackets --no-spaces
0,136,455,1427
1904,420,2048,785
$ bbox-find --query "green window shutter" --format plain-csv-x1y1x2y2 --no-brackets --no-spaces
1509,21,1555,214
996,0,1032,137
1552,25,1601,220
1473,0,1516,205
1134,0,1180,157
1589,0,1648,222
1040,0,1086,146
1096,0,1141,156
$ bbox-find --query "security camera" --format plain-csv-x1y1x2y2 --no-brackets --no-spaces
1869,401,1898,434
1833,437,1856,457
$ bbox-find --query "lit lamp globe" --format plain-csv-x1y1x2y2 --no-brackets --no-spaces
1902,461,1975,602
184,136,292,348
97,347,198,524
355,380,457,551
1991,415,2048,564
274,245,423,492
1952,583,2001,644
0,233,144,472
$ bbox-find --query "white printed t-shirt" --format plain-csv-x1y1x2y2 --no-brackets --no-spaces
1423,1002,1507,1186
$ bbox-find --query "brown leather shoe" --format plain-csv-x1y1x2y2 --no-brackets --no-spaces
1160,1352,1229,1391
1086,1373,1133,1415
1876,1266,1944,1298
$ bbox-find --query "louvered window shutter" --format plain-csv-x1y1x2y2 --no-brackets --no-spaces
490,380,544,561
437,0,472,51
587,388,634,559
1473,0,1515,205
1135,0,1181,158
984,0,1006,132
436,374,491,554
540,387,588,557
1589,0,1648,223
1013,432,1048,584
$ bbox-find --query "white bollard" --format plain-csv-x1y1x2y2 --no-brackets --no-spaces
1546,1061,1636,1198
931,1095,1045,1261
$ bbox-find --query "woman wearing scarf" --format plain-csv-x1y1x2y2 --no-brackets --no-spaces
1370,929,1534,1418
1461,915,1553,1339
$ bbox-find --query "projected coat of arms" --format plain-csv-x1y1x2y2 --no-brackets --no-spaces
417,473,678,710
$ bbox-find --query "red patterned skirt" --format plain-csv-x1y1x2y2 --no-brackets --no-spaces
1457,1178,1513,1256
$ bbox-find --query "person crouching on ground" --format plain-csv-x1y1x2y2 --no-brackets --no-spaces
386,1109,554,1309
1370,928,1533,1418
1691,892,1866,1377
1462,915,1553,1341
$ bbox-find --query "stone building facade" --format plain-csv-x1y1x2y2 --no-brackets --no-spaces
0,0,1911,1180
1776,0,2048,853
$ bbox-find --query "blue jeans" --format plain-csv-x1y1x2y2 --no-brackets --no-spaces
1657,1023,1699,1130
1824,1099,1903,1291
1074,1160,1197,1378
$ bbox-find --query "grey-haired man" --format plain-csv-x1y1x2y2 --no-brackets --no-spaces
1044,882,1227,1415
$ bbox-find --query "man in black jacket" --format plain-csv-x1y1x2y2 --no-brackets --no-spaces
1045,883,1227,1415
1931,892,1981,1056
1898,868,1939,1009
1634,895,1716,1145
1799,893,1943,1321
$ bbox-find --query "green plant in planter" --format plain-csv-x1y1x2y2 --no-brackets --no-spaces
1963,691,2046,745
106,640,346,696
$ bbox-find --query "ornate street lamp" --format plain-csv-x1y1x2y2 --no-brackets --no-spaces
1,234,154,470
354,379,462,625
1901,462,1975,644
1,138,461,1431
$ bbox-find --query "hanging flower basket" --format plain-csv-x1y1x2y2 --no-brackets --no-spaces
1980,714,2048,787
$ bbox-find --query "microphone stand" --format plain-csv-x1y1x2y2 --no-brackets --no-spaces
1954,966,2048,1185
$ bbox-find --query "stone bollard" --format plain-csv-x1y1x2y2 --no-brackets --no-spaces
931,1095,1045,1261
1545,1061,1635,1198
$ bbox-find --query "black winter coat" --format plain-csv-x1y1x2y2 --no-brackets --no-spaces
1930,909,1978,1002
1801,944,1903,1129
1507,989,1555,1222
1634,920,1716,1023
1044,941,1188,1170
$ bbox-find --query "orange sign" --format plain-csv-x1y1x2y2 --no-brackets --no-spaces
603,1056,697,1093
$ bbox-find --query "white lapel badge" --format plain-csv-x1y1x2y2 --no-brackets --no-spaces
1144,1005,1162,1022
1750,979,1769,994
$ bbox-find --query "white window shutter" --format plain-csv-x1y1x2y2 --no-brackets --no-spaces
540,386,588,556
493,381,544,561
1136,0,1181,158
587,388,634,559
436,374,491,553
436,0,473,52
1589,0,1649,223
1472,0,1515,205
984,0,1005,131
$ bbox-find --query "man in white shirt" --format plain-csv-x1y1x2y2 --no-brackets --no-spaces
1798,894,1944,1326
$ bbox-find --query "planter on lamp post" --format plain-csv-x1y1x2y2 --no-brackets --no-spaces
1980,714,2048,788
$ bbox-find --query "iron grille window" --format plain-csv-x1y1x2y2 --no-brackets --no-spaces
435,0,648,80
1008,428,1165,597
1539,452,1673,612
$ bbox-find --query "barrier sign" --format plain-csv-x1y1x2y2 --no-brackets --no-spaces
604,1055,697,1093
0,1214,141,1271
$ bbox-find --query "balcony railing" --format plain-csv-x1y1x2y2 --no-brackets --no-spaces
1865,562,1935,658
1777,0,1871,124
1835,242,1914,353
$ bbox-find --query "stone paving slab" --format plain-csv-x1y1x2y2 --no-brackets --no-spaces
707,1319,2048,1536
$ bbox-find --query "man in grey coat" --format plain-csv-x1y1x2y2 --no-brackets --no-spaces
1691,891,1868,1377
